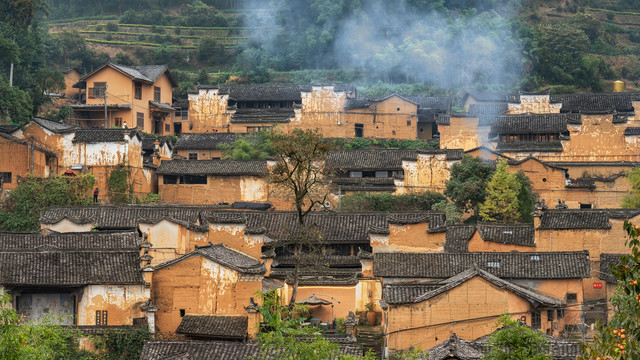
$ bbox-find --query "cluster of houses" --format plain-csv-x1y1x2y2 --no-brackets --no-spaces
2,62,640,358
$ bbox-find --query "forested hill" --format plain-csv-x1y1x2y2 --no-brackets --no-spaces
3,0,640,125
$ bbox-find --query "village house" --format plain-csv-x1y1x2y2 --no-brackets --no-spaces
69,62,177,135
186,84,451,139
172,133,237,160
374,251,590,352
0,126,58,190
0,230,155,332
60,67,83,100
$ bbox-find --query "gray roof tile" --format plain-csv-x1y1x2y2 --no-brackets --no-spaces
176,315,248,339
73,129,140,143
154,243,265,275
156,159,269,176
174,133,238,150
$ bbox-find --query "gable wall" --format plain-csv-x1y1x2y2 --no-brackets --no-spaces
467,231,535,252
77,284,148,326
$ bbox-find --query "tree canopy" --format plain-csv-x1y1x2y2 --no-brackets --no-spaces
479,160,525,223
482,314,553,360
622,167,640,209
444,155,494,220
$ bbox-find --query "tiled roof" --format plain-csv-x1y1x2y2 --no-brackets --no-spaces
0,250,143,286
174,133,238,150
373,251,590,279
333,177,396,192
149,101,175,111
411,268,565,306
406,96,452,111
207,85,303,102
469,103,508,115
231,108,295,123
382,283,441,304
428,333,483,360
0,124,20,134
599,253,625,283
176,315,248,339
155,243,265,275
0,230,139,251
490,113,580,135
326,149,416,170
444,225,476,252
467,91,512,102
139,340,362,359
496,141,564,152
476,223,535,246
538,210,613,230
274,254,361,267
109,63,173,84
156,159,269,176
344,98,370,110
624,127,640,136
262,278,284,292
417,148,464,161
70,104,132,110
550,92,640,113
32,117,78,134
141,135,169,152
73,129,140,143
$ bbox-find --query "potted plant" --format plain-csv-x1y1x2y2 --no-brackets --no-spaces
365,302,377,326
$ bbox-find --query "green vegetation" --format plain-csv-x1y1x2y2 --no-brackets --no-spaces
482,314,553,360
219,131,275,160
98,327,152,360
622,167,640,208
331,138,438,150
444,155,494,221
339,192,446,212
0,175,95,231
579,221,640,359
479,160,535,223
108,164,132,205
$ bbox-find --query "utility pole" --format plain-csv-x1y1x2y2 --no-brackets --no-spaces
104,85,108,128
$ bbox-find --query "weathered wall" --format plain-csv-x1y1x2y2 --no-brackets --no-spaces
438,117,483,151
507,95,562,114
385,276,551,351
158,175,269,205
76,284,148,326
187,89,231,133
402,154,452,193
63,70,82,98
42,218,94,232
175,149,224,160
17,293,75,325
139,219,192,266
0,138,50,190
370,223,445,253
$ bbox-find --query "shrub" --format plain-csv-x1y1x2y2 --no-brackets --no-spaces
339,192,446,212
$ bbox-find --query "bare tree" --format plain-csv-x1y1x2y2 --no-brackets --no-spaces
269,129,333,308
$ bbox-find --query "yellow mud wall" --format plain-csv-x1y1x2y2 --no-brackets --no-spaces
187,89,231,133
510,278,582,328
175,149,225,159
63,70,81,98
42,219,94,232
371,223,444,253
385,276,540,351
158,175,269,205
439,117,482,151
507,95,562,114
77,284,148,326
0,139,42,190
139,219,191,266
207,223,263,259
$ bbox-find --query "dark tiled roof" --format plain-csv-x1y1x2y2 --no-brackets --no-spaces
71,104,132,110
156,159,269,176
406,96,452,111
496,141,564,152
141,135,169,152
149,101,175,112
469,103,508,115
444,225,476,253
73,129,140,143
538,210,613,230
231,108,294,123
108,63,172,84
344,98,370,110
467,91,512,102
333,177,396,192
32,117,78,134
599,253,625,283
140,340,362,360
275,254,361,267
0,124,20,134
373,251,590,279
428,334,483,360
476,223,535,247
0,250,143,286
211,85,303,102
416,148,464,161
262,278,284,292
550,93,640,113
382,283,441,304
174,133,238,150
490,113,579,135
326,149,416,170
0,230,139,250
624,127,640,136
176,315,248,339
155,243,265,275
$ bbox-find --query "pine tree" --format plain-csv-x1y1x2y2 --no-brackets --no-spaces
479,160,521,223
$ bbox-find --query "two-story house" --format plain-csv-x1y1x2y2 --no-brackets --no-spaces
70,63,177,135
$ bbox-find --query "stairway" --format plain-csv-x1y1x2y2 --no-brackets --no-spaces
356,326,384,358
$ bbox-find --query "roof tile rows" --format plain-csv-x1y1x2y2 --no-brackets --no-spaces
156,159,269,176
550,93,640,113
444,223,535,252
176,315,248,339
231,108,295,123
173,133,238,150
73,129,141,143
538,210,613,230
155,243,265,275
373,251,590,279
0,230,139,251
490,113,580,135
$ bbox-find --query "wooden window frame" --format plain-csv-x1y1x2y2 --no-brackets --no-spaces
135,82,142,100
154,86,161,102
137,112,144,129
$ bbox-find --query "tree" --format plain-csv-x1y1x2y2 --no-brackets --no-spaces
220,131,275,160
0,174,95,231
514,171,535,223
579,221,640,359
483,314,553,360
622,167,640,208
0,293,85,360
479,160,521,223
0,78,33,125
269,129,333,307
444,155,494,220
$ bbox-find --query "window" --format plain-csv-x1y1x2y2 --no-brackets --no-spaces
375,171,388,178
487,261,501,268
547,310,554,321
407,120,411,126
580,203,593,209
532,310,541,329
90,82,106,99
163,175,179,184
188,153,198,160
557,309,564,319
350,171,363,178
137,112,144,129
135,82,142,100
566,293,578,303
154,86,161,102
355,124,364,138
0,172,12,184
95,310,108,325
180,309,186,317
183,175,207,184
165,124,170,132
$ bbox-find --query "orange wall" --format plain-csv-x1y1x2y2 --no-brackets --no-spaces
158,175,269,205
0,138,51,190
467,231,536,252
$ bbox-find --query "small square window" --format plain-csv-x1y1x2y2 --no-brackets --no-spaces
547,310,554,321
580,203,593,209
180,309,185,317
557,309,564,319
566,293,578,303
0,172,12,184
188,153,198,160
165,124,170,132
407,120,411,126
